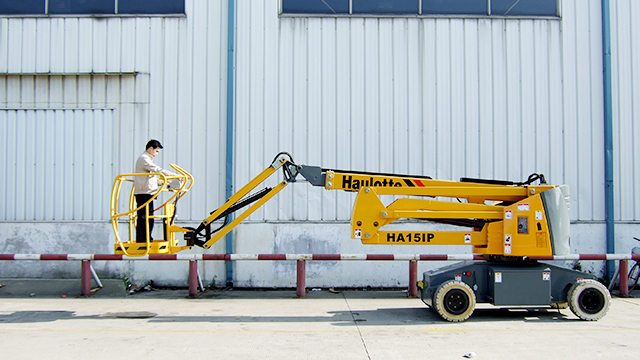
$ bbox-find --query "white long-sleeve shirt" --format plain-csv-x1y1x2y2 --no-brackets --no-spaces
133,152,178,195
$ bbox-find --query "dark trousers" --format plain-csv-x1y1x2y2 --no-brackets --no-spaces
135,194,154,243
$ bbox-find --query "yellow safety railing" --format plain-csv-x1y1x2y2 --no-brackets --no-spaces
110,164,193,257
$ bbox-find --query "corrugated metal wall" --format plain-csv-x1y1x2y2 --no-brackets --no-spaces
0,0,639,225
235,0,612,223
0,109,113,220
611,0,640,221
0,0,228,222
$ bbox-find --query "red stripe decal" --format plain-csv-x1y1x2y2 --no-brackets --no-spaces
367,254,395,260
203,254,226,261
94,254,123,260
0,254,15,260
258,254,287,260
40,254,68,261
420,255,448,260
313,254,341,261
149,254,177,260
579,254,607,261
414,179,425,187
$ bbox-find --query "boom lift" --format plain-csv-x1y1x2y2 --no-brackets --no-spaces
111,153,611,321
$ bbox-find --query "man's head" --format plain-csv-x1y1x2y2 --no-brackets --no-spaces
145,140,163,157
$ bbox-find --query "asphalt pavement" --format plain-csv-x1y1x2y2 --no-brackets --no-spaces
1,279,639,359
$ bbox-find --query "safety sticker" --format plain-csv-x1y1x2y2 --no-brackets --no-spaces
535,210,543,220
495,272,502,283
464,233,472,244
543,272,551,281
518,203,530,212
505,210,512,220
455,275,462,282
504,234,512,254
354,228,362,239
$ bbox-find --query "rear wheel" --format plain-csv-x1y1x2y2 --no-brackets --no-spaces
433,280,476,322
568,279,611,321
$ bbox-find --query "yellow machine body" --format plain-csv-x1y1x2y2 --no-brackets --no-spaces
110,153,570,258
346,178,562,257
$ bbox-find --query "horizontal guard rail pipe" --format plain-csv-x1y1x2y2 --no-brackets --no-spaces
2,253,639,261
1,253,638,298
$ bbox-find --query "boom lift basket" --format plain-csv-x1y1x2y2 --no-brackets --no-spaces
110,164,194,257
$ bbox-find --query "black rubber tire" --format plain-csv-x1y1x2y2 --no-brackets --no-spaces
568,279,611,321
433,280,476,322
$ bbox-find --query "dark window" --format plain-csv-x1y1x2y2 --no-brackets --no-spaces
282,0,349,14
0,0,46,15
281,0,560,17
422,0,487,15
118,0,185,15
491,0,557,16
352,0,418,15
48,0,115,15
0,0,186,16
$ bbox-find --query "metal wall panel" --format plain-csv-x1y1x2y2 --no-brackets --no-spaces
611,0,640,221
0,0,639,226
0,109,113,221
0,0,229,222
232,0,618,223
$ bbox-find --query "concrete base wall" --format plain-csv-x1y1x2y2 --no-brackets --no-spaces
1,222,638,287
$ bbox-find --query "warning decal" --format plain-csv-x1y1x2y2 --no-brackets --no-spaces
495,272,502,283
464,233,472,244
504,234,512,255
354,228,362,239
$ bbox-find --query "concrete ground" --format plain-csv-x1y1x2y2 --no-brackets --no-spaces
0,279,639,359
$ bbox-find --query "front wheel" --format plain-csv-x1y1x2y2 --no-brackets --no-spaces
433,280,476,322
568,279,611,321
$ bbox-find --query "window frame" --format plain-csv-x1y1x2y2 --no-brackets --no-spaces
279,0,562,19
0,0,186,17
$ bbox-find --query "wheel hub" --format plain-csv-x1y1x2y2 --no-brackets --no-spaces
444,289,469,315
578,289,605,314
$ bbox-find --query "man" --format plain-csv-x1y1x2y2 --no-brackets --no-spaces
134,140,179,243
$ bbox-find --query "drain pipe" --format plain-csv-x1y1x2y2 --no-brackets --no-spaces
601,0,615,279
224,0,236,286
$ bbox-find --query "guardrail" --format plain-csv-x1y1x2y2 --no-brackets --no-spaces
1,253,639,298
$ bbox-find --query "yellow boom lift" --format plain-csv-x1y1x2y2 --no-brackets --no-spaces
111,153,611,322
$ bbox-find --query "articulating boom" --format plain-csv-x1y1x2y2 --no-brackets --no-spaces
176,152,570,259
111,152,569,258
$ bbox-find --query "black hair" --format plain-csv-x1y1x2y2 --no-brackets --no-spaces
146,139,163,150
